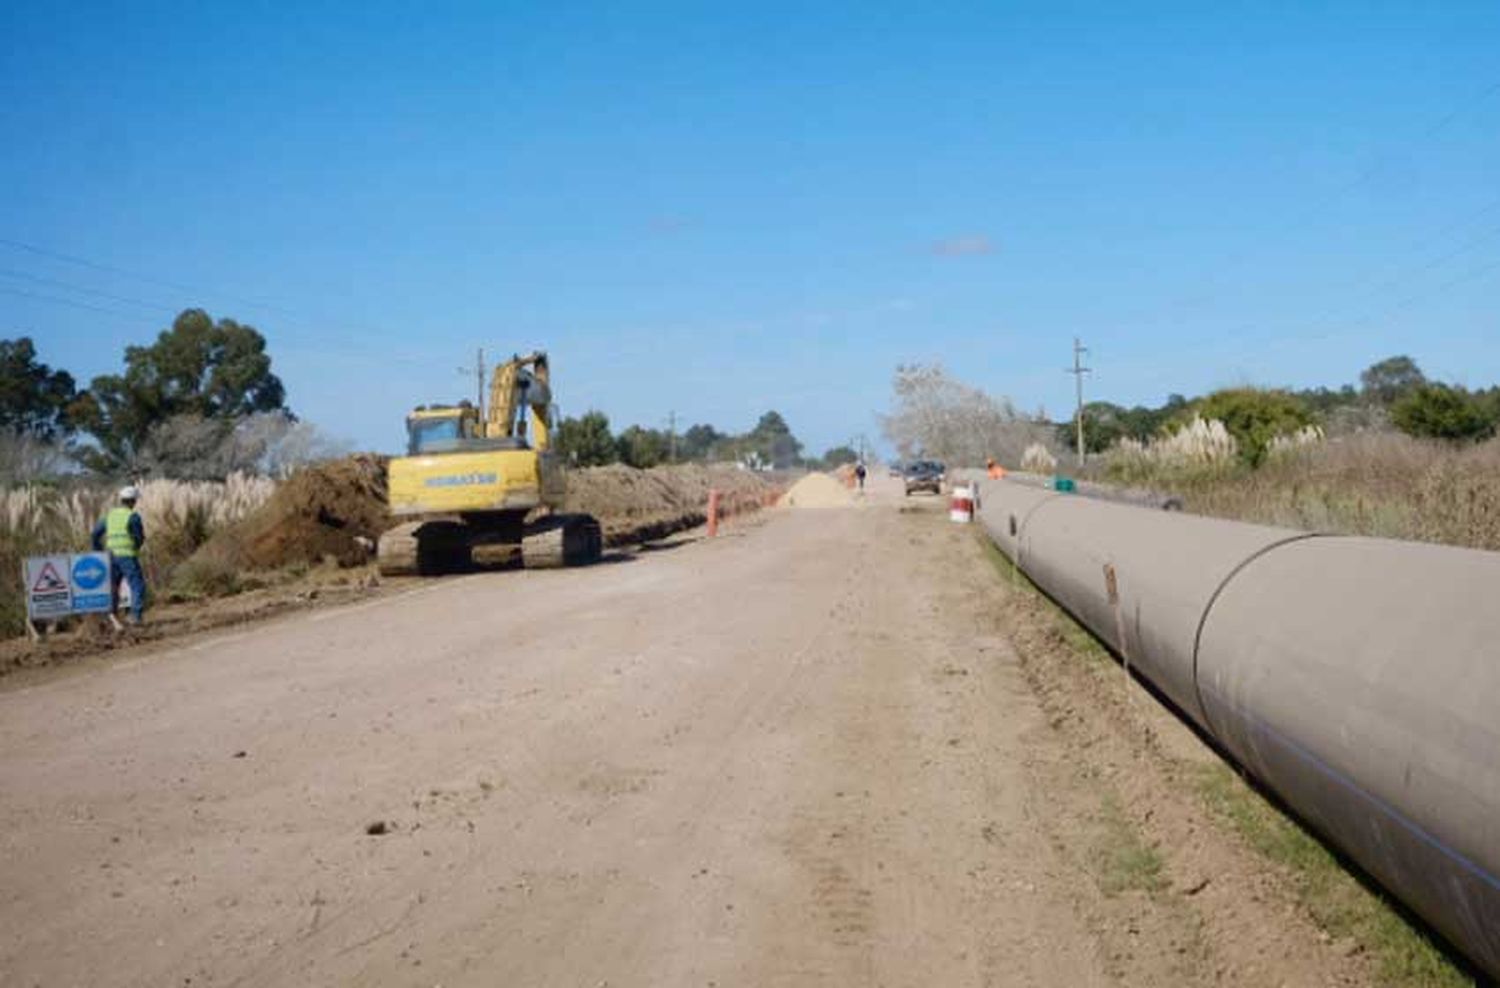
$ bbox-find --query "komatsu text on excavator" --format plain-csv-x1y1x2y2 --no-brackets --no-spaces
376,351,603,576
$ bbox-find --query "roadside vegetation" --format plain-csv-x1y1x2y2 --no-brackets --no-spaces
1118,431,1500,550
1091,792,1168,897
1046,354,1500,552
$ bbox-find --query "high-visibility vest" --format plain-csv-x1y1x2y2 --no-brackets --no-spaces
105,507,139,557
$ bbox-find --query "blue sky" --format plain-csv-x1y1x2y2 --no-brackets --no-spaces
3,1,1497,456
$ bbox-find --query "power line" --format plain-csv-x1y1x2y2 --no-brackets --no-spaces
1292,219,1500,338
0,234,423,359
0,284,158,320
1158,77,1500,320
0,236,294,315
0,266,180,313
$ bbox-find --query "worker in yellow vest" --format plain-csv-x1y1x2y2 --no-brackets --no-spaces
91,485,148,625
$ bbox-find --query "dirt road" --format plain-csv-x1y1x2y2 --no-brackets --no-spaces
0,478,1353,987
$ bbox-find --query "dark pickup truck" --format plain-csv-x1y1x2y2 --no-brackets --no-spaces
902,460,946,496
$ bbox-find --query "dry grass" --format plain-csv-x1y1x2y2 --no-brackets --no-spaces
1020,442,1058,473
1110,432,1500,551
0,474,277,636
1107,416,1239,484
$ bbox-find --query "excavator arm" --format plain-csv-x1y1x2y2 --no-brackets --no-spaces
486,351,553,450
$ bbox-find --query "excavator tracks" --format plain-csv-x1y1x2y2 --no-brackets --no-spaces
378,514,602,576
376,520,471,577
521,514,604,569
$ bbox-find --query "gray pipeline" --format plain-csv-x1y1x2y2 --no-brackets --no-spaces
971,479,1500,978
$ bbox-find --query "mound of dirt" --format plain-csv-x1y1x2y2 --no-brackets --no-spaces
778,472,853,508
196,454,393,570
192,458,777,571
564,464,774,546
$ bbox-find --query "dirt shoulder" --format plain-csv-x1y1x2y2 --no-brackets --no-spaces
0,529,774,690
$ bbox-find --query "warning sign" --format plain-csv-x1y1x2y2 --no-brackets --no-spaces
32,561,66,592
24,551,115,622
25,554,72,619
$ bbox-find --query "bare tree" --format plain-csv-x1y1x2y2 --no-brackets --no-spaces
0,430,72,483
135,412,350,479
880,364,1054,468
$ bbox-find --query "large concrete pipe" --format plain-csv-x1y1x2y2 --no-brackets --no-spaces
1197,537,1500,974
976,479,1500,977
972,478,1058,564
1017,494,1311,729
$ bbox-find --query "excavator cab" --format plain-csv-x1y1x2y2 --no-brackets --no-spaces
405,404,483,455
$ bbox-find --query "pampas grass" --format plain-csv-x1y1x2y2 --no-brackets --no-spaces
0,474,277,636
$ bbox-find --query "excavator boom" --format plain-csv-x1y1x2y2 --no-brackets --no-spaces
486,351,552,451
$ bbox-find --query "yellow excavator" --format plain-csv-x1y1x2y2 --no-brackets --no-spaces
377,351,603,575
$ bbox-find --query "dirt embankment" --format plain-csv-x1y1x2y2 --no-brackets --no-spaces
189,457,776,570
204,454,394,570
564,463,774,546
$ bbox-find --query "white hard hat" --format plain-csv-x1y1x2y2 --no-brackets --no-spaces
119,485,140,502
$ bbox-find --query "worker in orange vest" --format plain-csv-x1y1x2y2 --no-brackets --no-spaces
987,458,1006,479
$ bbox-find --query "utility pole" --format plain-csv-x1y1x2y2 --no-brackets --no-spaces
667,410,678,463
458,347,486,421
1067,337,1091,466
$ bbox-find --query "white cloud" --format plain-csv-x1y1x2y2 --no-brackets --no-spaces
931,234,996,257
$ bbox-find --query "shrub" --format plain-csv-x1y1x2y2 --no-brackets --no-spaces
1390,384,1496,443
167,553,242,599
1174,389,1315,467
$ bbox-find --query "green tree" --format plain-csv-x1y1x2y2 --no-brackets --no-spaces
616,425,668,468
1057,401,1128,454
679,423,725,461
1391,384,1496,442
555,410,617,466
1360,355,1426,406
1057,400,1180,455
1175,388,1315,467
0,337,78,440
1294,384,1362,417
747,410,803,468
71,309,287,469
820,445,859,468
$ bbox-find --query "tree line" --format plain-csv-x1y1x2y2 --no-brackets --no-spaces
555,408,847,471
2,308,847,481
1056,355,1500,466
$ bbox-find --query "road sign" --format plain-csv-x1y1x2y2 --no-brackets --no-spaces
25,554,72,620
24,551,116,624
69,552,113,613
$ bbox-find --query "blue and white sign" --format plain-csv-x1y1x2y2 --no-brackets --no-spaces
69,552,113,613
23,551,114,621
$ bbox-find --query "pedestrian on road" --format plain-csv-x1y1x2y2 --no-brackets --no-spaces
855,461,867,492
987,458,1006,480
92,485,148,626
